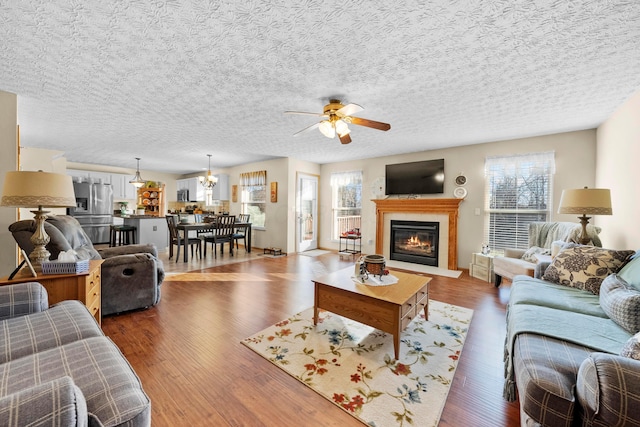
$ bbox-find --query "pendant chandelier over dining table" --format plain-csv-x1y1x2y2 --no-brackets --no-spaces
199,154,218,189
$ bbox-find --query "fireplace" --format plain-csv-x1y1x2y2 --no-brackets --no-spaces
390,220,439,266
373,198,462,270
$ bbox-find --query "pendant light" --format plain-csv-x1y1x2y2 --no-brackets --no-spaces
129,157,145,188
199,154,218,189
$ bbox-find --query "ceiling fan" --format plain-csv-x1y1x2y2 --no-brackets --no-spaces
284,99,391,144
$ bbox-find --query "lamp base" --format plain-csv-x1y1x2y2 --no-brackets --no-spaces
577,214,592,245
29,208,51,267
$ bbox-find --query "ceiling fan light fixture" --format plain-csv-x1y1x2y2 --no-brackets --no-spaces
318,120,335,138
335,119,350,137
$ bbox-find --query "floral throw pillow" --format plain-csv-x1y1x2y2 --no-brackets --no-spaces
620,332,640,360
521,246,551,263
542,245,636,295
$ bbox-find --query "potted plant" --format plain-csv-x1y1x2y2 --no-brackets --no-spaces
136,205,146,215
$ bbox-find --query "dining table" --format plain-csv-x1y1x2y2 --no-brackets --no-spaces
175,221,252,262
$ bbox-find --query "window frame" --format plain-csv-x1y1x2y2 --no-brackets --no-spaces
240,171,267,229
484,152,556,252
330,170,363,241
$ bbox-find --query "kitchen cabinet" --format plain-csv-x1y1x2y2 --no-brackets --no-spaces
67,169,111,184
111,173,137,200
123,217,168,251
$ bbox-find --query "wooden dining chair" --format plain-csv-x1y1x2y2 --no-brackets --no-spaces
233,214,250,251
203,215,236,258
166,214,202,262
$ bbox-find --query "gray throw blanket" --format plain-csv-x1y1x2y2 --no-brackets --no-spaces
528,222,602,248
503,303,627,401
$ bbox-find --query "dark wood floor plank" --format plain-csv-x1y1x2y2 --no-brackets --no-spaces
101,252,520,426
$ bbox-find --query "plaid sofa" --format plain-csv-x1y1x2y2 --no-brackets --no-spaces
505,275,640,427
0,282,150,426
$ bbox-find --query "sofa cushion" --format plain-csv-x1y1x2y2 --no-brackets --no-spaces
620,332,640,360
0,337,150,427
509,276,608,318
542,245,635,295
618,252,640,288
600,274,640,334
0,300,103,364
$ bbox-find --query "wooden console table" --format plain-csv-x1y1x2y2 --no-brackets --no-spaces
0,260,103,325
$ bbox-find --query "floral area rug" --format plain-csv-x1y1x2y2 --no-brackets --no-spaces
242,300,473,426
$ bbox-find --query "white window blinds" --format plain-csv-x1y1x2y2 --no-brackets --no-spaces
484,152,556,251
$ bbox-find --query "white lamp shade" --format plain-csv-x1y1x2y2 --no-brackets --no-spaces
1,171,76,208
558,188,612,215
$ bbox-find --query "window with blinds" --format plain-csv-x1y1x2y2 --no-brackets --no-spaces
331,171,362,240
240,170,267,228
484,152,555,252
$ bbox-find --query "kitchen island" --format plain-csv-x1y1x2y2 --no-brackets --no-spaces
114,215,168,252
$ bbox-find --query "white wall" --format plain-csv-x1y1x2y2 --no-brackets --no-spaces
0,90,18,276
320,129,597,268
596,89,640,250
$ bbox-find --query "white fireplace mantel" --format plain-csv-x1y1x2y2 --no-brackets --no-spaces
373,198,463,270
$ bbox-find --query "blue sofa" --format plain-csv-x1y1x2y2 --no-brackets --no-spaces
504,245,640,426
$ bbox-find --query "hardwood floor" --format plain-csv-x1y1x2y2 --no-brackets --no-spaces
101,250,521,426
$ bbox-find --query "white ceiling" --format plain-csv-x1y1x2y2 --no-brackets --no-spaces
1,1,639,175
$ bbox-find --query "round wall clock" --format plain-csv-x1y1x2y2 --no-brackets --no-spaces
455,174,467,186
453,186,468,199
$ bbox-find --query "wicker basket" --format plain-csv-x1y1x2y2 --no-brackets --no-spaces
41,259,90,275
363,254,386,277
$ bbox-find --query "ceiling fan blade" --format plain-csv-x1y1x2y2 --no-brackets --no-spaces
293,122,320,136
339,133,352,144
336,103,363,117
284,111,327,117
349,116,391,131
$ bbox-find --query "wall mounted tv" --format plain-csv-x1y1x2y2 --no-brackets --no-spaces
385,159,445,195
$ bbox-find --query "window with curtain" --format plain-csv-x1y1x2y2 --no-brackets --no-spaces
331,171,362,240
240,170,267,228
484,152,555,252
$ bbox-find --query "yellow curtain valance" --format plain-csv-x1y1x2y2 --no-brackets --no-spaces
240,170,267,186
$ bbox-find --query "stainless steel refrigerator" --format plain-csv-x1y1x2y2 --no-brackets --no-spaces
68,181,114,244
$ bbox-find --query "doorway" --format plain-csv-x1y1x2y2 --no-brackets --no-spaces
296,173,318,252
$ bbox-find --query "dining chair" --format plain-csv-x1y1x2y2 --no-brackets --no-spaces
233,214,250,251
166,214,202,262
203,215,236,258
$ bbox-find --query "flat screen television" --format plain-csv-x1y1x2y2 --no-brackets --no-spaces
385,159,445,195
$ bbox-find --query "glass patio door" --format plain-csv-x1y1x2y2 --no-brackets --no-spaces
296,173,318,252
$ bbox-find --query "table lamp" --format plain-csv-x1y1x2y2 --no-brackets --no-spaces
1,170,76,266
558,187,612,245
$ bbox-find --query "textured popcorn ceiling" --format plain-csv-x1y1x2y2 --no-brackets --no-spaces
1,1,639,174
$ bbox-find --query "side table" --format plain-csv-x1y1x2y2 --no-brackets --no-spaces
339,235,362,255
469,252,494,283
0,260,103,325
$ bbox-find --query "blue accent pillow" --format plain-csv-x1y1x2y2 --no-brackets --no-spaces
619,252,640,289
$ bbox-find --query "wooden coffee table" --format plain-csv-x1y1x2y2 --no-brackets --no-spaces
313,267,430,360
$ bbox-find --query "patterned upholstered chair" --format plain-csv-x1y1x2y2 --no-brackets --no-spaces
493,221,602,287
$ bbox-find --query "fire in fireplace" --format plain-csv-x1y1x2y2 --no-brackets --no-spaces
389,220,439,267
